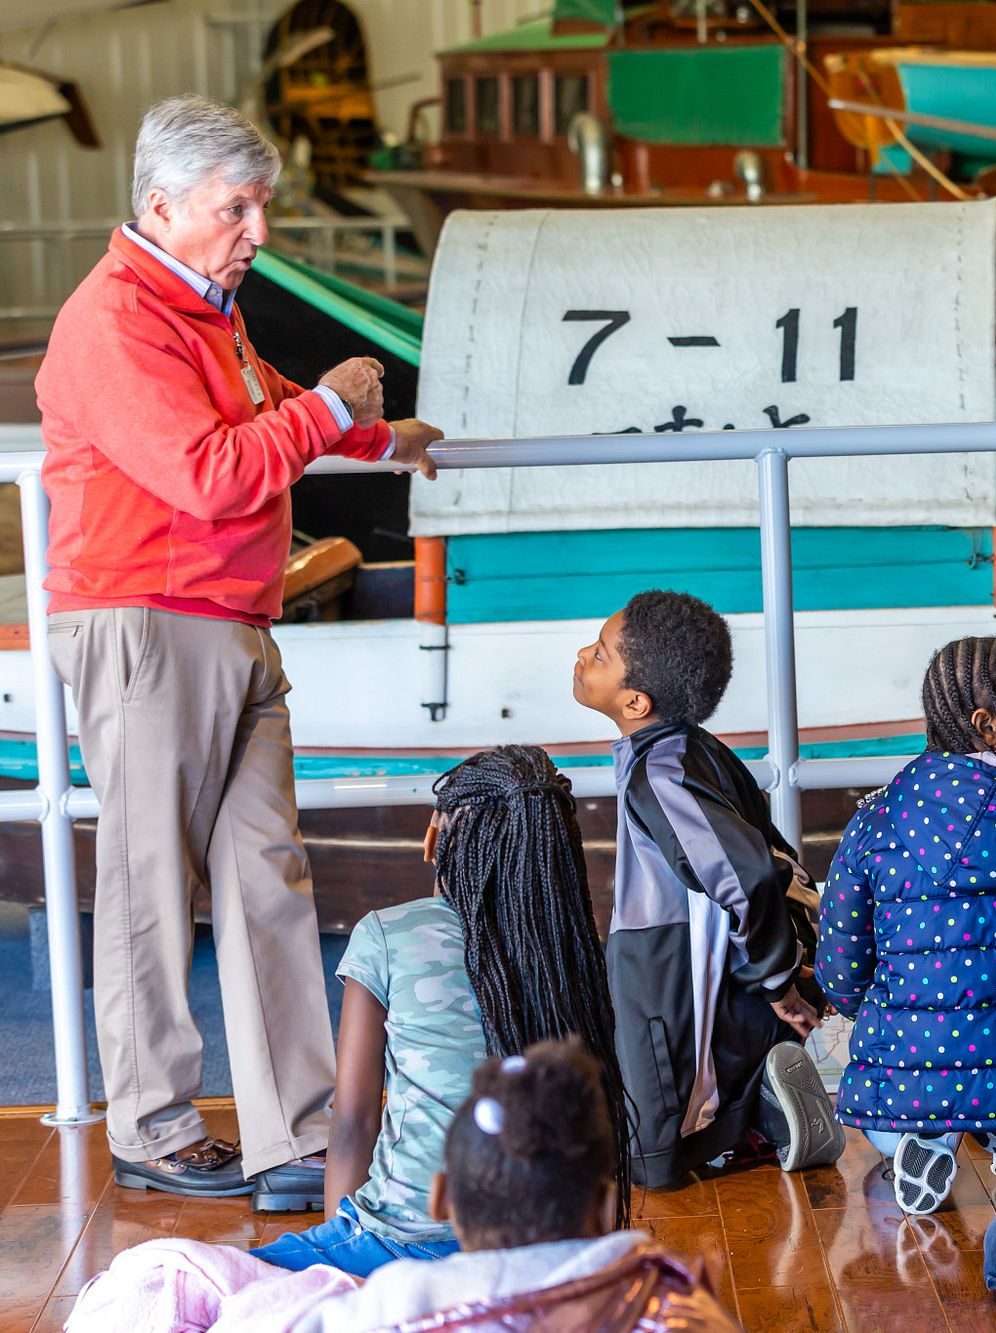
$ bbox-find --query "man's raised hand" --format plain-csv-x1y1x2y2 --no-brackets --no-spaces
319,356,385,427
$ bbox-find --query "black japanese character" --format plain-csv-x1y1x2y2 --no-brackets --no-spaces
762,405,811,429
655,406,704,433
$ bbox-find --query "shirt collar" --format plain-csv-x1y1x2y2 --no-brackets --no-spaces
628,719,688,758
122,222,235,316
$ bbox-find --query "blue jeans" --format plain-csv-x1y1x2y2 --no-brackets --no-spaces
863,1129,962,1156
985,1217,996,1291
250,1197,460,1278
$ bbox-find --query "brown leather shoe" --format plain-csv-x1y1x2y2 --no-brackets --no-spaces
112,1136,253,1196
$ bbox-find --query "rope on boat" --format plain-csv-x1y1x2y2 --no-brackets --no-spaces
744,0,970,202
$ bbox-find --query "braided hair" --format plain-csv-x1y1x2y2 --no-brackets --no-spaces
432,745,631,1227
922,636,996,754
444,1038,616,1248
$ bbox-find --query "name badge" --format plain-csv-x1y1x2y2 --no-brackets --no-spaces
241,364,265,405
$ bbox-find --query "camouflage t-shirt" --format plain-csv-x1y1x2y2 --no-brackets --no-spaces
337,896,486,1242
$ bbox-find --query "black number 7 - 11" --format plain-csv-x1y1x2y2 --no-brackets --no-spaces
776,308,858,383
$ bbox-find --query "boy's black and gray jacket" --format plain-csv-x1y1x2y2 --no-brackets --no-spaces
609,720,803,1187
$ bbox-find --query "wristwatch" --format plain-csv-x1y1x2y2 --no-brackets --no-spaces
337,395,354,423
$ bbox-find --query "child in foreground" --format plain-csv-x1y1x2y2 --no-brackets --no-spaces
817,636,996,1217
574,589,844,1187
66,1040,742,1332
283,1038,744,1331
251,744,631,1275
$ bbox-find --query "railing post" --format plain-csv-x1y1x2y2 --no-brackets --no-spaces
756,447,803,851
18,469,102,1126
383,223,397,290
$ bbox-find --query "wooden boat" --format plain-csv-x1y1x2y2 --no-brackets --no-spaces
827,47,996,182
0,732,904,937
0,0,162,144
0,63,97,145
3,201,995,938
367,0,996,257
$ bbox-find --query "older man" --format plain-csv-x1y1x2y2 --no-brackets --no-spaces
35,95,442,1208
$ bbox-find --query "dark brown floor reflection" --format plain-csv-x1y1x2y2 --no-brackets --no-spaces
0,1110,993,1330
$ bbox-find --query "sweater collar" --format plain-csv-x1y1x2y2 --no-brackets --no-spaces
120,222,235,315
108,226,235,318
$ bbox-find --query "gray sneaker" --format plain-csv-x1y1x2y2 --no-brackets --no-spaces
759,1042,846,1172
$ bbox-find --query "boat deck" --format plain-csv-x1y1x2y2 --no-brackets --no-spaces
1,1103,994,1331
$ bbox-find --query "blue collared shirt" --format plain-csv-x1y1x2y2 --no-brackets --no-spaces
120,223,392,453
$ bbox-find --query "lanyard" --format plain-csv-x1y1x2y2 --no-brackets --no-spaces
232,327,264,405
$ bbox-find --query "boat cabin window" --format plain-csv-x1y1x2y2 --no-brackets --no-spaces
554,73,590,135
512,73,540,136
475,75,500,135
445,77,467,134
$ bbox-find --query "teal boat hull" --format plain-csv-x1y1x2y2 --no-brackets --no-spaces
894,59,996,165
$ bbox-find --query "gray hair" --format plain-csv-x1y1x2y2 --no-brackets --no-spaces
132,94,281,216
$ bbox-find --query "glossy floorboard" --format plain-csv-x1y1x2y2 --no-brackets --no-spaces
1,1105,994,1332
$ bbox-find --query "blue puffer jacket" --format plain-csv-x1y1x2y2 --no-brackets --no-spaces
816,751,996,1134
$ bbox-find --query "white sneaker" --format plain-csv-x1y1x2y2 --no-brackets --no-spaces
973,1130,996,1175
893,1133,957,1216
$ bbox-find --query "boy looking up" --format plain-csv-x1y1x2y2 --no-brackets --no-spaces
574,590,844,1187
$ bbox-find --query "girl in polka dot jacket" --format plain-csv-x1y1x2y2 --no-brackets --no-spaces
816,636,996,1220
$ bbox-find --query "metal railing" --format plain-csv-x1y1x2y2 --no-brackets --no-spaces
1,415,994,1123
0,216,408,321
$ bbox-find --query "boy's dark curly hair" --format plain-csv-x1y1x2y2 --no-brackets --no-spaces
444,1038,614,1247
618,589,733,724
922,635,996,753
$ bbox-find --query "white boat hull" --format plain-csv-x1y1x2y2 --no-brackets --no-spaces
0,602,991,749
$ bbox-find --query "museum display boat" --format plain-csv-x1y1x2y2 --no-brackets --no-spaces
2,232,994,940
368,0,996,256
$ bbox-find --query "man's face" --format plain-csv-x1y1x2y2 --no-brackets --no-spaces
159,171,271,291
573,610,631,721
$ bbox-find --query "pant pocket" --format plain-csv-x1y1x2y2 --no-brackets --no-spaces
649,1016,681,1118
47,620,83,689
255,626,291,701
115,608,151,702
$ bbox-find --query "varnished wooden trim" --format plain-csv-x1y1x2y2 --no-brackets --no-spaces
0,624,28,650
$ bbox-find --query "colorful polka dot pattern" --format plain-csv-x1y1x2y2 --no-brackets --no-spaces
815,752,996,1134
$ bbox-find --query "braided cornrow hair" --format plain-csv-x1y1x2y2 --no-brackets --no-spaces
432,745,632,1227
922,636,996,754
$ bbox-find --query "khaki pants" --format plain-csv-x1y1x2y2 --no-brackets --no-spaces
48,608,336,1177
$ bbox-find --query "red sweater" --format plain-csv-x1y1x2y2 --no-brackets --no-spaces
36,228,391,623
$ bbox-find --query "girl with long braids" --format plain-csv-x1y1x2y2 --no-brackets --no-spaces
251,745,631,1276
817,635,996,1217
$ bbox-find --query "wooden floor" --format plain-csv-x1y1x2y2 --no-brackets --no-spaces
1,1104,995,1332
